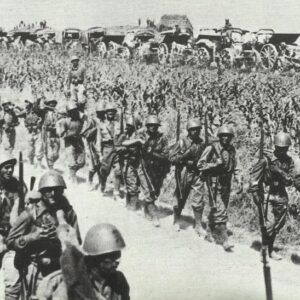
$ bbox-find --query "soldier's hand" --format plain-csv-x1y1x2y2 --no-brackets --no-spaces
32,224,57,241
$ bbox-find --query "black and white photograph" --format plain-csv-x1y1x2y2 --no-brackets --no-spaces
0,0,300,299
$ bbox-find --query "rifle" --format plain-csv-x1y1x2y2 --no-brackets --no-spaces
18,152,24,215
204,110,216,211
257,101,273,300
175,110,183,201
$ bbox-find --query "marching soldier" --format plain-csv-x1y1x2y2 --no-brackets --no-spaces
36,223,130,300
7,170,81,299
99,103,124,199
43,100,60,169
138,115,170,226
82,102,106,191
0,153,25,300
0,101,19,153
198,125,241,251
169,119,207,234
250,132,297,260
16,99,44,167
67,56,86,105
115,116,142,210
57,102,86,183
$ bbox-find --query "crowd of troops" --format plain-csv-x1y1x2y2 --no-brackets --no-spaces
0,55,299,299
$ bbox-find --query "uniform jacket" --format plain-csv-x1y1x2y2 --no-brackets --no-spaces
7,197,81,275
249,151,295,201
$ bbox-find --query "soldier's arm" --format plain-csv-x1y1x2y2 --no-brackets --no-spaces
197,145,221,172
249,158,268,193
6,210,33,250
65,209,82,245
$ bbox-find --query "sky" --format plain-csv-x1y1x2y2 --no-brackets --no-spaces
1,0,300,33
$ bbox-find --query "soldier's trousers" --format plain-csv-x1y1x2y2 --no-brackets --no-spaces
101,145,123,193
26,131,43,164
175,170,206,213
2,128,15,153
70,83,85,104
2,251,21,300
45,137,60,168
138,165,163,204
67,139,86,173
208,175,232,225
266,196,288,248
124,161,140,196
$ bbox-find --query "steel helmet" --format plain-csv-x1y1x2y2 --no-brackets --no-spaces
145,115,160,126
274,132,291,147
96,102,106,112
71,55,79,62
66,101,78,112
187,119,202,130
126,116,135,127
105,103,117,112
83,223,126,256
217,125,234,137
38,171,67,191
0,153,17,169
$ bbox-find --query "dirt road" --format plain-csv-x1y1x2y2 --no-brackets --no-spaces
1,165,300,300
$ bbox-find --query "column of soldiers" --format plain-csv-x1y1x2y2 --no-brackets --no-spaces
0,55,299,299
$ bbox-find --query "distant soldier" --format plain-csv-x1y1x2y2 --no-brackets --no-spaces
99,103,123,199
16,99,43,167
57,102,86,183
43,100,60,169
67,56,86,105
169,119,207,234
0,153,25,300
198,125,241,251
7,171,81,299
36,223,130,300
0,101,19,153
250,132,297,260
138,115,170,226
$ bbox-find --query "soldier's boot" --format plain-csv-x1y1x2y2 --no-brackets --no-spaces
192,207,207,237
218,223,234,252
113,190,121,201
204,225,214,243
88,171,95,191
127,194,139,211
69,169,78,184
144,203,160,227
173,206,181,232
268,237,282,260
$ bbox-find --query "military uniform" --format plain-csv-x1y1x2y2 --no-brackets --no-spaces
170,132,206,232
115,119,143,210
7,195,81,299
250,132,296,258
57,104,86,181
0,104,19,153
99,117,123,196
43,109,60,169
138,117,170,222
68,56,85,104
198,126,239,250
0,155,26,300
17,106,44,165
